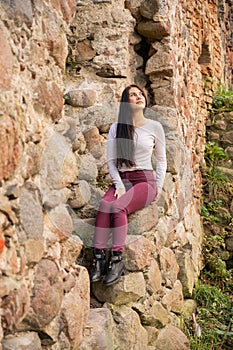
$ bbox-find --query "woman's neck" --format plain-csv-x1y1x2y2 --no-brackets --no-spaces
132,110,146,127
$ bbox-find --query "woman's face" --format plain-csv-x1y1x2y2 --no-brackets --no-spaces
128,87,146,109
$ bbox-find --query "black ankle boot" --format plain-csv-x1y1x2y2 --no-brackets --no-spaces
103,251,125,286
90,249,107,283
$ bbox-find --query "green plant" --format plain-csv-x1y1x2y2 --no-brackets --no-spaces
203,142,229,197
200,200,223,222
204,142,229,168
183,282,233,350
212,84,233,112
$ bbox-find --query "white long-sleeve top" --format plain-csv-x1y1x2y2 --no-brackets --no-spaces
107,119,167,189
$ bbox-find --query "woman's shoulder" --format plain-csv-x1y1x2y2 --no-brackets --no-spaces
146,119,164,130
108,122,118,137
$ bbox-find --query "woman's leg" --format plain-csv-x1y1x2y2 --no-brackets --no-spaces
111,181,156,251
94,186,116,250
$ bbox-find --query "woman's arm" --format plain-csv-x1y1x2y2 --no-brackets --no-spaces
154,122,167,198
107,124,126,195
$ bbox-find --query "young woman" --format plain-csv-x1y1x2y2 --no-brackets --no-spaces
91,84,167,286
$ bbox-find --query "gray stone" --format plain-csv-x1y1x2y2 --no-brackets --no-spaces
146,106,179,133
107,305,148,350
61,266,90,349
124,235,152,271
128,202,158,234
42,189,70,210
146,42,172,76
92,272,146,305
140,0,160,19
55,117,77,143
162,280,184,313
68,180,91,209
25,239,44,264
78,153,98,181
160,247,179,285
45,204,73,241
137,20,170,40
61,234,83,266
144,326,159,346
72,217,95,248
40,131,77,191
155,325,190,350
64,89,96,107
133,298,169,328
79,308,114,350
29,259,63,328
166,136,185,175
1,0,33,27
176,251,195,297
19,182,43,241
2,332,41,350
182,299,197,316
145,259,162,293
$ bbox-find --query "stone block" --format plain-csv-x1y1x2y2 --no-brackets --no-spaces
146,106,179,133
25,239,44,264
159,247,179,286
162,280,184,313
26,259,63,328
72,217,95,248
83,126,104,151
68,180,91,209
61,234,83,266
40,131,77,191
176,251,195,297
133,298,169,328
128,202,158,234
0,115,20,181
182,299,197,316
65,89,96,107
146,43,172,76
19,183,43,241
61,265,90,349
2,332,41,350
155,325,190,350
124,235,152,271
0,29,14,90
35,79,64,121
145,259,162,293
78,153,98,181
44,204,73,241
42,11,68,70
50,0,76,23
107,305,148,350
1,282,30,331
1,0,33,27
144,326,159,346
92,272,146,305
165,136,185,175
137,20,170,40
79,308,114,350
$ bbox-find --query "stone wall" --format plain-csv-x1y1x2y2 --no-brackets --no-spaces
206,109,233,268
0,0,232,349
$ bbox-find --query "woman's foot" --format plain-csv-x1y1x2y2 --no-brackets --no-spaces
90,249,107,283
103,251,125,286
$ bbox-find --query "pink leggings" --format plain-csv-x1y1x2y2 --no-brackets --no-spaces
94,170,157,252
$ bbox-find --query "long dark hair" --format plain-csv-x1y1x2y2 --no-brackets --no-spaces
116,84,147,168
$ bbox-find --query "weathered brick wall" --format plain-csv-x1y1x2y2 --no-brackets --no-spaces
0,0,232,349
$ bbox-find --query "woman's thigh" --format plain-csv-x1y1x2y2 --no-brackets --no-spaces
112,181,156,215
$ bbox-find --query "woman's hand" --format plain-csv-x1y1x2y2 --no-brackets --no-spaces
153,188,162,202
114,187,126,199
